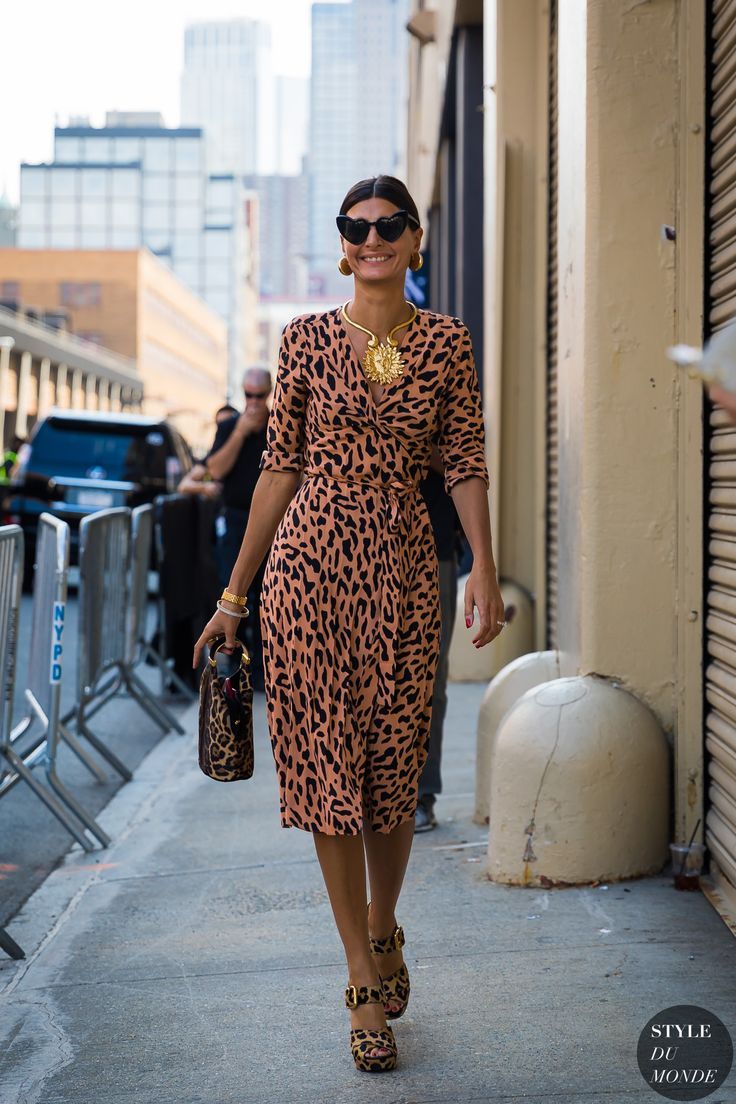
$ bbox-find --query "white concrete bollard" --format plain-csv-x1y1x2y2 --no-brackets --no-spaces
474,650,561,825
449,578,533,683
487,676,670,885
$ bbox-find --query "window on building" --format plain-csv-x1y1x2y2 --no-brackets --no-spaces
20,199,45,229
111,137,141,164
110,199,139,229
50,169,77,198
111,168,140,198
59,282,102,308
143,175,170,203
55,137,82,162
21,167,47,198
175,139,201,172
1,281,19,300
79,227,107,248
142,139,172,172
49,227,78,249
81,169,107,197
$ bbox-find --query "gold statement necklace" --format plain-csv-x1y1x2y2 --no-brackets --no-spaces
341,300,418,385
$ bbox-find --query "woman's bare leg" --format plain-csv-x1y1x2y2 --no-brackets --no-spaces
312,830,392,1058
363,816,415,1013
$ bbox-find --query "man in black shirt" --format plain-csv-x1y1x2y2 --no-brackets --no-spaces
415,443,465,832
206,367,272,691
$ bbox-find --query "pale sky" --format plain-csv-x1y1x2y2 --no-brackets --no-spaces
2,0,323,203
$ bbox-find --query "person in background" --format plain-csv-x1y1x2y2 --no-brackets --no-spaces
415,441,462,832
205,372,272,691
0,434,24,485
176,405,237,499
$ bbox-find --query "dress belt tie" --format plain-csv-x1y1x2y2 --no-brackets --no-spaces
301,467,419,532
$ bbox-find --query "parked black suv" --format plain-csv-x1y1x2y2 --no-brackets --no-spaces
3,409,193,579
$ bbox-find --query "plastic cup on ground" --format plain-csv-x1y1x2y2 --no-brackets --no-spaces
669,842,706,891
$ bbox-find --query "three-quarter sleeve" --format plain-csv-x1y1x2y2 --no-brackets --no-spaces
259,319,308,474
437,321,490,496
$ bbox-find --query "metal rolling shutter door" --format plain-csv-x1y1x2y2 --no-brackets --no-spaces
706,0,736,895
546,0,559,649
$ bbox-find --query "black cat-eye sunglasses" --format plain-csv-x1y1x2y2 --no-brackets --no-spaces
336,210,420,246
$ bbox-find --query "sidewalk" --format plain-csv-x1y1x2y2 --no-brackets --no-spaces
1,681,735,1104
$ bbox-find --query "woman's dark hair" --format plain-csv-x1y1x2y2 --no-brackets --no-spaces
216,403,238,418
339,175,420,224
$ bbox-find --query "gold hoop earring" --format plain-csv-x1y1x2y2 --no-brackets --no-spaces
410,252,424,272
338,257,352,276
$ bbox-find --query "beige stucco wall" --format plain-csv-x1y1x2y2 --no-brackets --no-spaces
485,0,549,643
555,0,681,726
406,1,459,218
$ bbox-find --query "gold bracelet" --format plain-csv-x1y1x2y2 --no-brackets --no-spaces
221,588,248,607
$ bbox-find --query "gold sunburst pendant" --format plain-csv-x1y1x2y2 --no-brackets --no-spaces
341,300,418,384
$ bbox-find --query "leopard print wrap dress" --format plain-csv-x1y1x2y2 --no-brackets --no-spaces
258,307,489,836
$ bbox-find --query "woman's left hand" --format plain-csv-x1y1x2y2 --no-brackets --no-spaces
464,562,505,648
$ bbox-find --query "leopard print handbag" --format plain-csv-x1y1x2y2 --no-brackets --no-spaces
198,635,254,781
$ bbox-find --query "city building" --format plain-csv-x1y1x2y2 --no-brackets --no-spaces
243,172,309,301
180,20,274,177
308,0,410,299
407,0,736,932
16,113,257,397
204,175,260,393
274,76,310,176
0,302,141,450
19,115,207,291
0,248,228,453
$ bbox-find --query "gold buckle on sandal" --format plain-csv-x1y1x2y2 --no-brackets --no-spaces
345,984,359,1008
392,925,405,950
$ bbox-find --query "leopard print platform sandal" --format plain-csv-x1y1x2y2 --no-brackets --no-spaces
368,904,411,1020
344,982,398,1072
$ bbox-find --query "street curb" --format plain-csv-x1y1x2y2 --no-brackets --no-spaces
0,701,199,997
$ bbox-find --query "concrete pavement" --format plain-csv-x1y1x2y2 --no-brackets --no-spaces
1,681,735,1104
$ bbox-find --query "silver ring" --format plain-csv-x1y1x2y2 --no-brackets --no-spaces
496,620,506,627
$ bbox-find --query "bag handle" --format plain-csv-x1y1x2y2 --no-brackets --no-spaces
206,634,251,669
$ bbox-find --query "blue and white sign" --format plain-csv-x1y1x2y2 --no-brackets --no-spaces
50,602,65,684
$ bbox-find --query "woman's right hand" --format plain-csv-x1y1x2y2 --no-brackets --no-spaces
192,608,240,668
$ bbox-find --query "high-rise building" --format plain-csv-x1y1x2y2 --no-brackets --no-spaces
308,2,356,299
308,0,410,299
180,20,275,178
243,172,308,301
353,0,409,181
274,76,309,176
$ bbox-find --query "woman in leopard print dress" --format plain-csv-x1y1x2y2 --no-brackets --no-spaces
194,175,505,1072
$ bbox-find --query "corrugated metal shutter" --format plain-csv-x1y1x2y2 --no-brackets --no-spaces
546,0,559,649
705,0,736,897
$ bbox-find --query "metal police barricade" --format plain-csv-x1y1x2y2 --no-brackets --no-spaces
2,515,110,851
63,507,182,783
125,503,188,721
0,524,25,959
